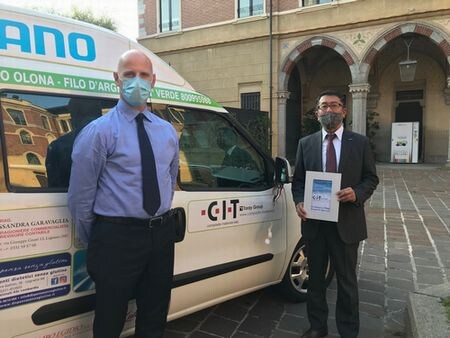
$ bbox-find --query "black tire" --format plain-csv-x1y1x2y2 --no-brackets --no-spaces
276,238,334,302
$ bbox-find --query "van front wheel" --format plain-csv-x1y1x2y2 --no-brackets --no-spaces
277,238,334,302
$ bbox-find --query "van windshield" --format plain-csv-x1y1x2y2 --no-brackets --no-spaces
158,107,269,190
0,93,270,191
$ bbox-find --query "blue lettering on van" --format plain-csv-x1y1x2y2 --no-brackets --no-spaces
0,20,31,53
0,19,96,62
34,25,65,58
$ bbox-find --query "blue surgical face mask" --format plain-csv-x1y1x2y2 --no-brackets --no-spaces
120,76,152,106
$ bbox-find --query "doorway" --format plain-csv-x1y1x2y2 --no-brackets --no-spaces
394,90,423,161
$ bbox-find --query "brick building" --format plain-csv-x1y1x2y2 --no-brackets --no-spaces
1,96,70,187
138,0,450,163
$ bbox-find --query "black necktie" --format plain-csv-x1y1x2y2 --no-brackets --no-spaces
136,114,160,215
326,133,337,173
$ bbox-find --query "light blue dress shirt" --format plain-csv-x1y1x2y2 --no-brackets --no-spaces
68,99,179,245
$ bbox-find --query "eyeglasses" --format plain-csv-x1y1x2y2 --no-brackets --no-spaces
317,102,343,111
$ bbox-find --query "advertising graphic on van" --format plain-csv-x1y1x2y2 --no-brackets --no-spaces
0,208,71,260
0,19,96,61
0,253,71,310
188,195,282,231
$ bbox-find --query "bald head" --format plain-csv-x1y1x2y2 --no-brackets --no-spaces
117,49,153,74
114,49,156,111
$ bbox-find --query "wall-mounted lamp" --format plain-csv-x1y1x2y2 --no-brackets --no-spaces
399,39,417,82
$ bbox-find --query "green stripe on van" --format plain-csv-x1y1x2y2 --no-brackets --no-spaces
0,66,221,108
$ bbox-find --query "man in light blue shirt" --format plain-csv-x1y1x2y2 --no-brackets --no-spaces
68,49,179,338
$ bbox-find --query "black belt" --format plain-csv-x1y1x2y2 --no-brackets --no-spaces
96,210,171,228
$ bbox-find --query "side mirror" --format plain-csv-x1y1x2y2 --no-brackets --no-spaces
274,157,292,185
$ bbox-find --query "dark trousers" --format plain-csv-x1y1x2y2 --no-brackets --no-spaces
305,222,359,338
86,217,175,338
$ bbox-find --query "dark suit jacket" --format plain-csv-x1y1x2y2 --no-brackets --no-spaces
292,129,379,244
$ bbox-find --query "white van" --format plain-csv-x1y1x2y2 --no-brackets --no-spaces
0,5,334,338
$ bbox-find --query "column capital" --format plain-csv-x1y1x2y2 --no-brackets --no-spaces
276,90,291,100
348,83,371,93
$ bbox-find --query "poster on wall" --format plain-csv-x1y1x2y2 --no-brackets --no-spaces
391,122,419,163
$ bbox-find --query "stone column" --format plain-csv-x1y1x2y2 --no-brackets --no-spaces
348,83,370,135
445,77,450,165
447,118,450,166
276,90,290,157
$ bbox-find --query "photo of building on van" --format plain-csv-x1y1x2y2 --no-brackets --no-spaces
0,4,333,338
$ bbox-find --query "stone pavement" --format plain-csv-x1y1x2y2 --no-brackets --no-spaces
163,165,450,338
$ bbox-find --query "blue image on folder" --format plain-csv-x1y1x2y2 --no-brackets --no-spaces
311,179,332,212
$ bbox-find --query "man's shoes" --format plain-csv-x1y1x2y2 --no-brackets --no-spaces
301,328,328,338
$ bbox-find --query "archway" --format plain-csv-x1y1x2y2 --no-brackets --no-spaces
361,23,450,163
278,36,356,159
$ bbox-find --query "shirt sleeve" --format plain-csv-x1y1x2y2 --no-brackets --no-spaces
68,123,107,245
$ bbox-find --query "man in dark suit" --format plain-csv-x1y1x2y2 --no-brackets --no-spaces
217,126,256,169
46,98,102,188
292,90,379,338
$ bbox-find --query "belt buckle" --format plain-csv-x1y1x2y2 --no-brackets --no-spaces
148,215,163,228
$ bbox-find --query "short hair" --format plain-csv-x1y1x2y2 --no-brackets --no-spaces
315,90,346,107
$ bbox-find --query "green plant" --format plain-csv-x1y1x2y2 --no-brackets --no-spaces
302,107,321,136
441,296,450,324
366,110,380,155
242,115,270,154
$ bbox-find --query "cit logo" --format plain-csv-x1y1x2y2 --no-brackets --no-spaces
201,199,239,221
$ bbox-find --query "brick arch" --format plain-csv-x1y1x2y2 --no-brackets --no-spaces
362,22,450,72
280,36,357,90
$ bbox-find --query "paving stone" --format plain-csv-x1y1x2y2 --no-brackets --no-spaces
359,289,385,306
387,254,411,263
233,331,262,338
166,316,200,333
238,315,277,337
163,331,187,338
386,268,413,280
359,302,384,317
358,270,385,283
198,314,238,337
283,302,307,317
385,286,410,301
358,279,385,293
387,277,415,291
190,331,222,338
214,300,250,322
269,329,299,338
277,313,309,333
386,298,407,312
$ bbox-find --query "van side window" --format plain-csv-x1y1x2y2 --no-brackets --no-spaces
0,93,116,190
163,107,269,190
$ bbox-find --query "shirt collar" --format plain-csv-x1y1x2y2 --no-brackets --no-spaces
321,125,344,141
117,99,153,122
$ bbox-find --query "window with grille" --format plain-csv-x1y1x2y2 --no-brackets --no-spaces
238,0,264,18
302,0,333,6
41,115,51,130
241,92,261,111
160,0,180,32
60,120,71,133
20,130,33,145
7,109,27,125
26,153,41,165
